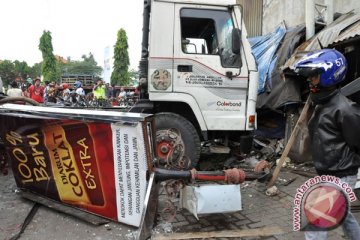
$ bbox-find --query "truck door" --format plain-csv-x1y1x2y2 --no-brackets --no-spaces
173,4,250,131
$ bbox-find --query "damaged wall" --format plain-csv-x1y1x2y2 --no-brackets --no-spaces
263,0,360,34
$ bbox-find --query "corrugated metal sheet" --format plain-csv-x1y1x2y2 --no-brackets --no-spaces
306,10,360,49
237,0,263,37
283,9,360,70
334,19,360,43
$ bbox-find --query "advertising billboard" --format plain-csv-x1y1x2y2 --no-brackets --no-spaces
0,104,154,227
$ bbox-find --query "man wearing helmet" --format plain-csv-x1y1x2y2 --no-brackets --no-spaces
61,83,71,102
294,49,360,240
74,81,85,103
74,81,85,96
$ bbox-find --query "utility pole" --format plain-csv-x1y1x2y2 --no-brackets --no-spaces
325,0,334,25
306,0,315,40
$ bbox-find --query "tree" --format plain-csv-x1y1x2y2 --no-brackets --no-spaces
111,28,130,86
30,63,42,79
38,30,58,81
128,69,139,86
0,60,41,86
59,53,102,76
13,60,31,80
0,60,16,86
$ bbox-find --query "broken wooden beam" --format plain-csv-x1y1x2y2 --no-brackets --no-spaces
267,97,311,187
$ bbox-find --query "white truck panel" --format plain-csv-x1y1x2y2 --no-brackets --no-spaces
149,2,175,58
154,0,237,7
148,1,175,92
148,0,258,132
149,91,208,130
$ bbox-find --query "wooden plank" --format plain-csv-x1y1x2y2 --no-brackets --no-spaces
267,97,311,187
152,226,284,240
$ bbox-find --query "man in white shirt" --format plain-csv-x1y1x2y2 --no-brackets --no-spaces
6,81,23,97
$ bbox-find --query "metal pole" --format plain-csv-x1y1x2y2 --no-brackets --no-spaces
306,0,315,40
325,0,334,25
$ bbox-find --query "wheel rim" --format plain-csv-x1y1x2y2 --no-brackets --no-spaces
156,128,191,169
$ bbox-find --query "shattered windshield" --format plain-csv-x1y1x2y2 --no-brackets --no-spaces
217,17,241,68
180,9,241,68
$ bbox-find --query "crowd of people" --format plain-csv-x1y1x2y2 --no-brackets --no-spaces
3,77,139,107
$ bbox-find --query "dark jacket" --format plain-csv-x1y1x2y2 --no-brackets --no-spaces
308,90,360,177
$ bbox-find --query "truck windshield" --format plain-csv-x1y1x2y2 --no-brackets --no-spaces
180,8,241,68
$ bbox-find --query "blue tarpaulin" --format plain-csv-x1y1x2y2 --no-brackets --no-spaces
249,24,286,94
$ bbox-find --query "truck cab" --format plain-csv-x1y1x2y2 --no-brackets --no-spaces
136,0,259,168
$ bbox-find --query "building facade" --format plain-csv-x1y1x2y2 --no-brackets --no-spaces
239,0,360,37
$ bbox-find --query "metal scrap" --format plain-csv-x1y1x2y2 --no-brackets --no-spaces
283,9,360,70
283,177,297,186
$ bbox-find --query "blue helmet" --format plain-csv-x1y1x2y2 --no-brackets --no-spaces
74,81,82,88
294,49,347,88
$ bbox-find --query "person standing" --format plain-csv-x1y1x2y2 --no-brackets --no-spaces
105,83,112,99
0,77,5,95
93,79,106,99
6,81,23,97
118,87,127,99
47,82,57,103
28,78,44,103
43,81,50,103
111,84,117,98
294,49,360,240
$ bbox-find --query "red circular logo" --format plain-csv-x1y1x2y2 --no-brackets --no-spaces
303,185,348,229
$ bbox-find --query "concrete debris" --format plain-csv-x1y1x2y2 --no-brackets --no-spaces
104,224,112,231
152,222,174,235
265,186,279,196
125,230,138,240
276,157,291,167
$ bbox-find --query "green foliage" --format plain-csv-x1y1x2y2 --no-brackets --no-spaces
111,28,130,86
0,60,42,86
13,60,31,79
0,60,16,86
30,63,42,79
39,30,58,81
59,53,102,76
128,69,139,86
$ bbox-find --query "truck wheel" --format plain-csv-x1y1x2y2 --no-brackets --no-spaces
155,112,200,170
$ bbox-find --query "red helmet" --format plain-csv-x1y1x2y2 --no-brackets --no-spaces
62,83,69,89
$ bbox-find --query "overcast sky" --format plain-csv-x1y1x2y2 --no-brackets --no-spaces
0,0,143,70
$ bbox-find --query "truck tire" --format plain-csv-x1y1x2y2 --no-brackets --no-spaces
155,112,200,169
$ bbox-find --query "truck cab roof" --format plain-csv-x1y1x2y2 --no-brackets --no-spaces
153,0,238,7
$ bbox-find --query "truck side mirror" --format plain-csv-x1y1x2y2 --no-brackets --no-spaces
232,28,241,55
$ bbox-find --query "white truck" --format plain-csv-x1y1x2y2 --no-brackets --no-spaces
132,0,259,168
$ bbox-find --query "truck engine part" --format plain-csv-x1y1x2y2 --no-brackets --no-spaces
153,167,271,184
155,112,200,169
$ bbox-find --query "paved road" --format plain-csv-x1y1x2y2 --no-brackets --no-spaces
1,169,359,240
